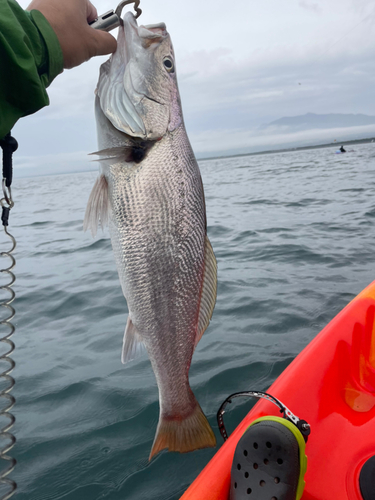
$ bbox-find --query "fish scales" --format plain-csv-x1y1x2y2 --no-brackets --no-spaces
110,131,205,337
85,12,217,459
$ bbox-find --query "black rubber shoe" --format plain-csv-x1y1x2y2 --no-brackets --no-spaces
230,417,307,500
360,455,375,500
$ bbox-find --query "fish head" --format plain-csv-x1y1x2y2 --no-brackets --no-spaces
96,12,182,141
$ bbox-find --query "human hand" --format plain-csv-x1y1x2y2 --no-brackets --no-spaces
27,0,117,69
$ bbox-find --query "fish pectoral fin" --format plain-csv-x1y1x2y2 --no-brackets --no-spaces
195,236,217,348
90,142,154,164
83,174,110,237
89,146,134,162
121,316,146,364
89,146,132,157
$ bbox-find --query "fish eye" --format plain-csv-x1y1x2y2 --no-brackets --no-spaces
163,57,174,73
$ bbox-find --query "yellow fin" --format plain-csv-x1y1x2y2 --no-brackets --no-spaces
195,236,217,347
149,401,216,460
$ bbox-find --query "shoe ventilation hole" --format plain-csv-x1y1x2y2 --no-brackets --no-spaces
253,463,258,469
253,442,258,449
274,477,280,484
237,464,241,470
277,458,283,465
260,480,265,487
266,441,272,448
246,488,252,495
244,472,249,478
234,482,237,489
264,459,269,465
244,450,248,457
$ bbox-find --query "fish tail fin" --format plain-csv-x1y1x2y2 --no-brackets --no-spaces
149,399,216,460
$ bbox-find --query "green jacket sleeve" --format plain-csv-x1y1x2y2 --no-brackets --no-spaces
0,0,64,139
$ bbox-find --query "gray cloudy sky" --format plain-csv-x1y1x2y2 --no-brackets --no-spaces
13,0,375,174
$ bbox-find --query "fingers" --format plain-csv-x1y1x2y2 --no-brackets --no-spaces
86,0,98,24
25,0,117,68
89,30,117,58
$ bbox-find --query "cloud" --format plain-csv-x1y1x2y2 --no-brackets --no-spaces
10,0,375,165
298,1,321,14
178,41,375,140
348,0,375,17
13,36,375,165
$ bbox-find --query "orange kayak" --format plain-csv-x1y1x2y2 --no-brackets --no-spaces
181,281,375,500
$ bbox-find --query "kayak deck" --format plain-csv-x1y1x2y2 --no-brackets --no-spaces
181,281,375,500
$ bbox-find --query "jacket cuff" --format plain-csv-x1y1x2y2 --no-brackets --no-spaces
28,9,64,87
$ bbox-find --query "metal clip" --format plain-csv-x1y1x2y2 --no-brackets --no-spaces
90,0,142,32
89,10,121,32
1,180,13,210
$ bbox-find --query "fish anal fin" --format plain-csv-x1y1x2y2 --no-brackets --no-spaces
195,236,217,347
121,316,146,364
83,174,110,237
149,399,216,460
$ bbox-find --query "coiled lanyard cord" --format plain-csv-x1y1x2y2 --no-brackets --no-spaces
0,132,18,500
217,390,311,442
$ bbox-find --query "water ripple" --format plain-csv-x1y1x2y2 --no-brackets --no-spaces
7,144,375,499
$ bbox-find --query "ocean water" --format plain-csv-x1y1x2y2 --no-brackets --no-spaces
2,142,375,499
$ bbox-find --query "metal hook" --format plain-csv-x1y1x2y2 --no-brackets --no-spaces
115,0,142,20
89,0,142,32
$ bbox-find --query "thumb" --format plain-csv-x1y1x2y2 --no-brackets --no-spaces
89,29,117,57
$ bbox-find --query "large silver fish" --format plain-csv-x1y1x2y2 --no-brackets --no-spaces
84,12,217,459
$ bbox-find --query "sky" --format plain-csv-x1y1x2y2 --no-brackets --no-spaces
12,0,375,174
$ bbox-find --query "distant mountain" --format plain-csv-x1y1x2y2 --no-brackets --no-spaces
194,112,375,160
261,112,375,131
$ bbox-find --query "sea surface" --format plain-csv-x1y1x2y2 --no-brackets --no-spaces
2,142,375,499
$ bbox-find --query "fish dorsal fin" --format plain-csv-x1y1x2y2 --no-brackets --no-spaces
195,236,217,347
83,174,110,237
121,316,146,364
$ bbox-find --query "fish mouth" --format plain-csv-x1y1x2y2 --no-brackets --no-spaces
139,22,167,39
123,12,167,45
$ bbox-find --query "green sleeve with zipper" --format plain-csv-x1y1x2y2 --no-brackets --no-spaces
0,0,64,139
